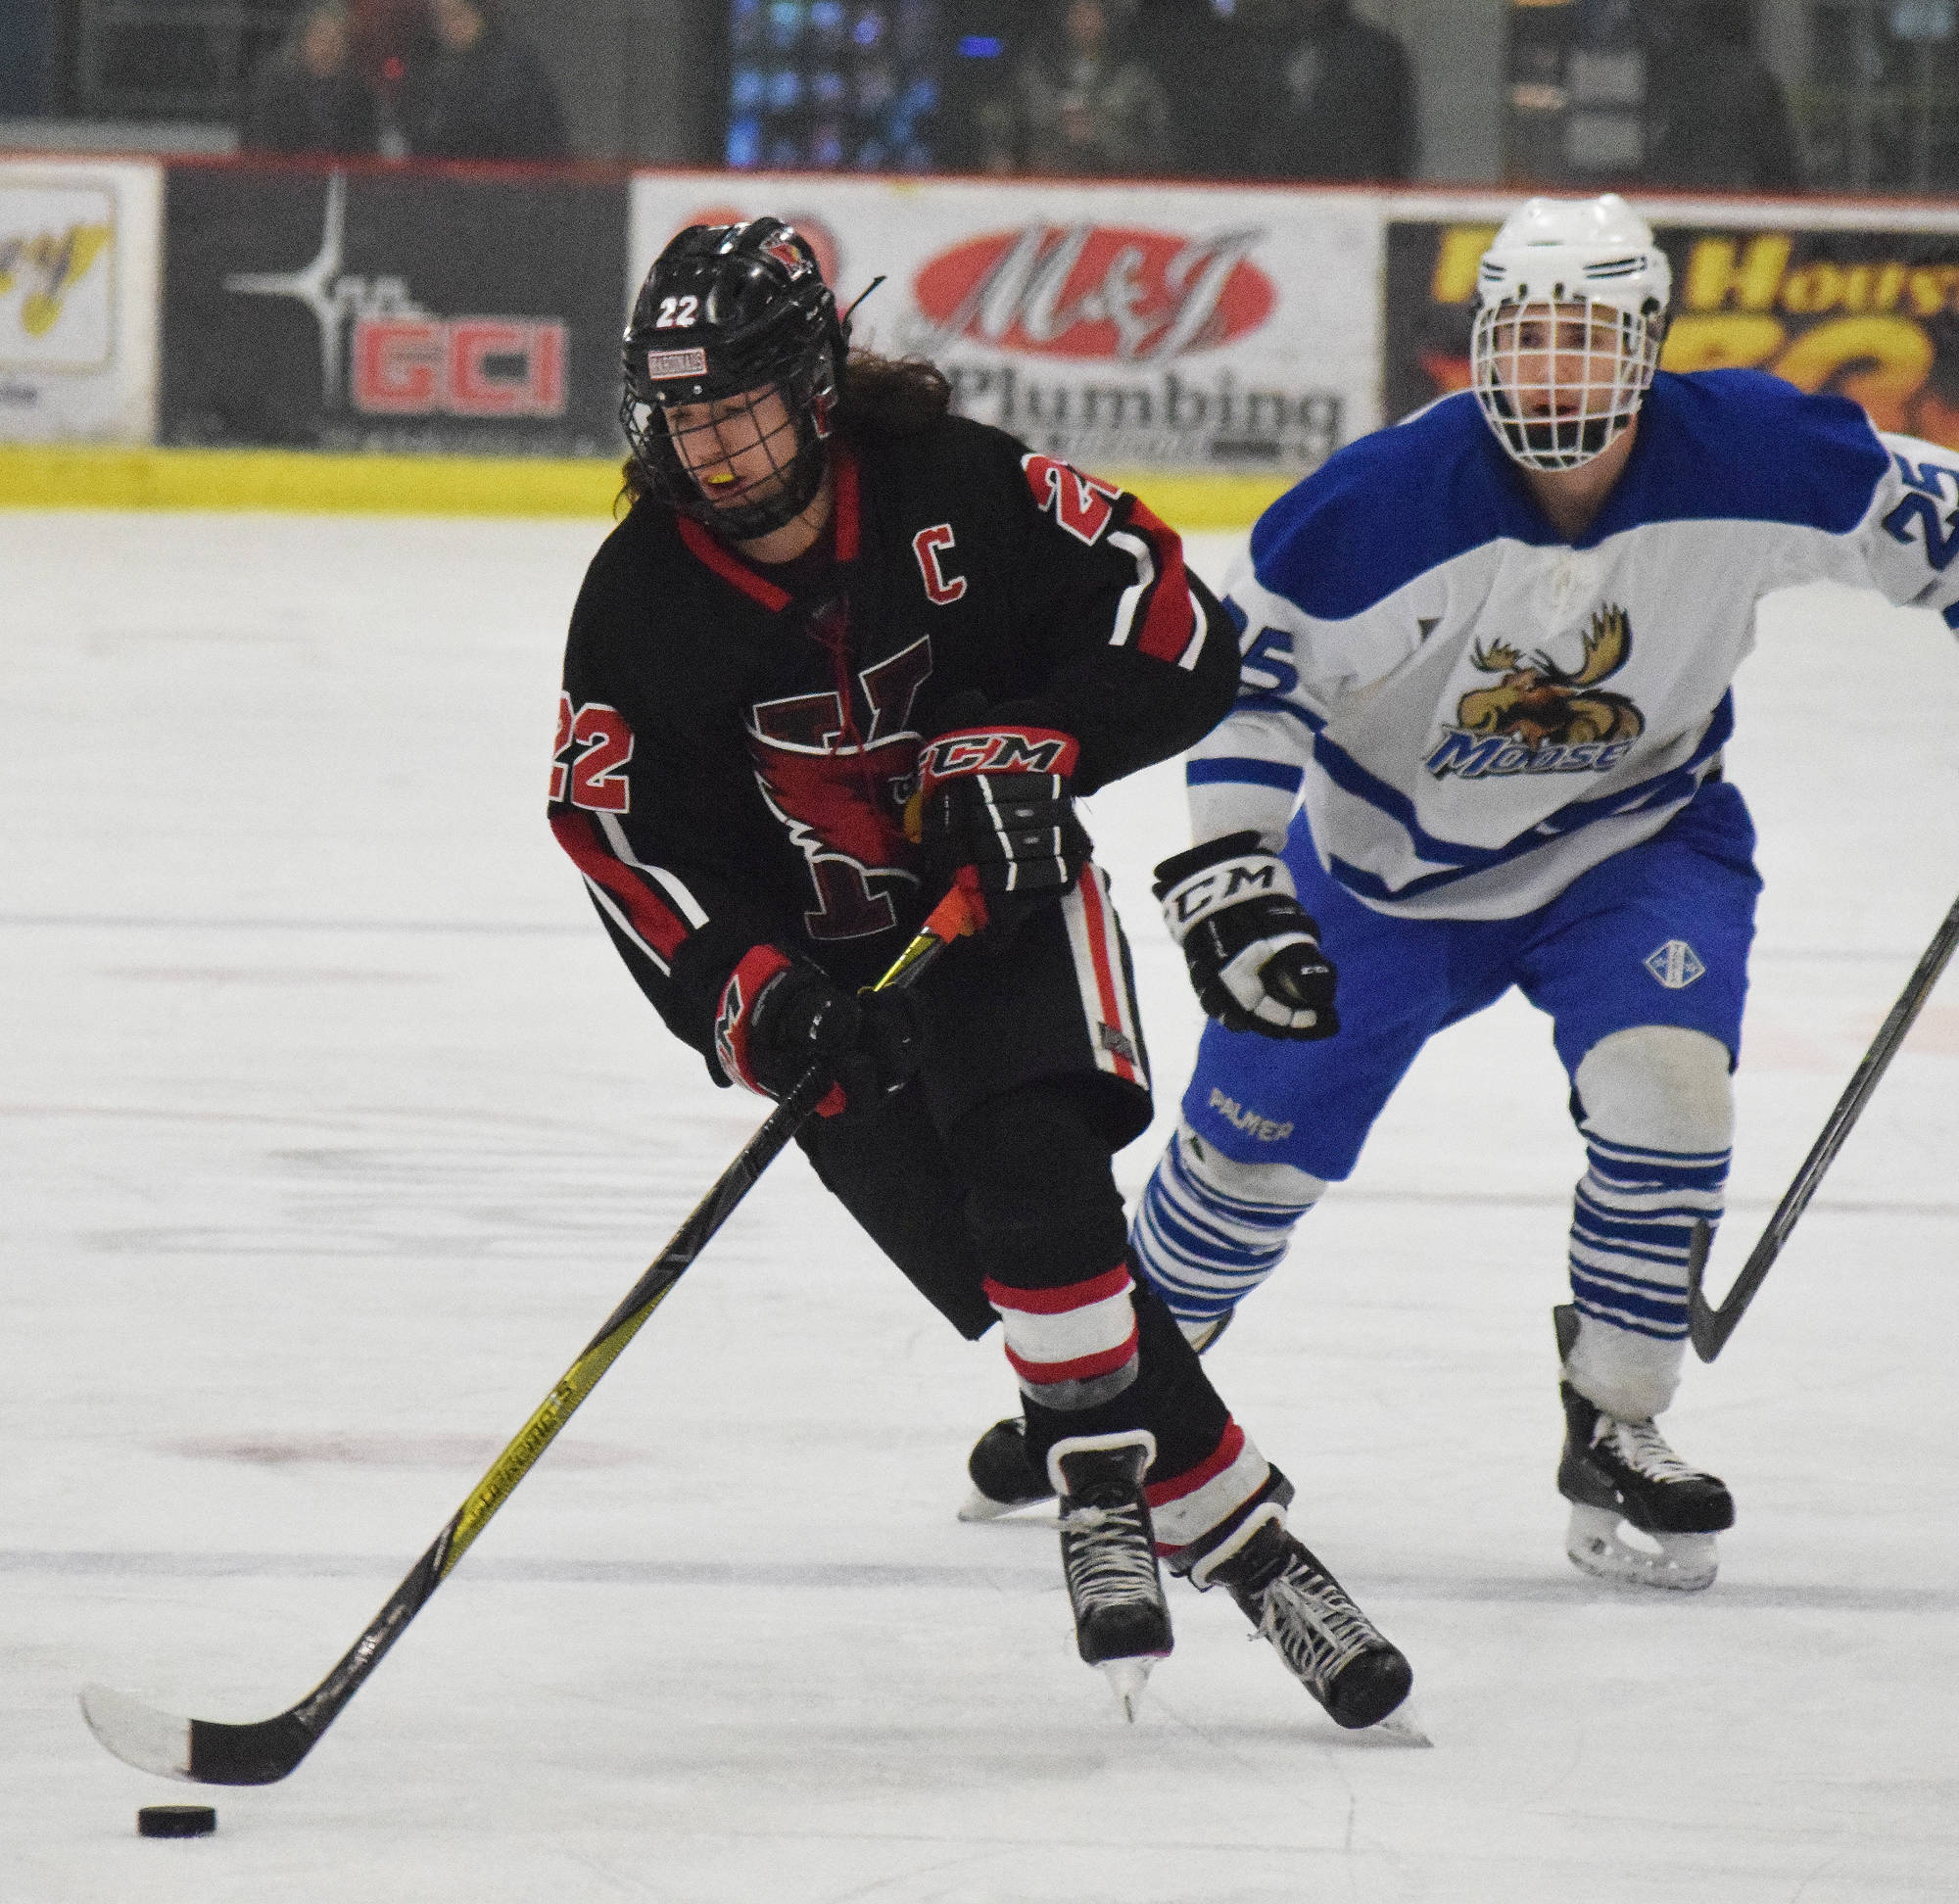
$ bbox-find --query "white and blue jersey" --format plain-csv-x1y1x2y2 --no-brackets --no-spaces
1191,370,1959,921
1141,372,1959,1348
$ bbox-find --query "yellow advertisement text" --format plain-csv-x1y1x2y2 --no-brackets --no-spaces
0,222,113,337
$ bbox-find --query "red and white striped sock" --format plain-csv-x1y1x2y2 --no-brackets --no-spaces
984,1263,1140,1412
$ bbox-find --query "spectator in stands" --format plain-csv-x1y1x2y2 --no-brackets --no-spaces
346,0,435,157
243,3,380,155
399,0,569,161
1129,0,1225,169
1214,0,1415,182
1642,0,1800,191
978,0,1176,177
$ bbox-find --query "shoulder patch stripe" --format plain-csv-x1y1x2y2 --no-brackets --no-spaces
1126,499,1200,665
833,446,862,563
1186,756,1304,792
1106,528,1155,650
1175,589,1209,670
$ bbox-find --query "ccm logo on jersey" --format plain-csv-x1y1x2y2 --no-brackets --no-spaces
911,524,967,604
919,726,1080,784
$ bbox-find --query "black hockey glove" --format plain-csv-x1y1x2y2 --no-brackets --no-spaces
909,711,1091,939
1154,833,1339,1040
714,946,921,1120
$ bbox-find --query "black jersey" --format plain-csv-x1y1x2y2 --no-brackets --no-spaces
549,412,1236,1071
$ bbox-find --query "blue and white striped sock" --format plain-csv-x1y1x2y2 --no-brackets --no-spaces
1568,1134,1731,1342
1131,1127,1318,1332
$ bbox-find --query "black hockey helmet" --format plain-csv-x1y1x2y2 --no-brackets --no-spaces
620,217,848,541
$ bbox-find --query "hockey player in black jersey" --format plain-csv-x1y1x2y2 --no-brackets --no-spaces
549,216,1412,1730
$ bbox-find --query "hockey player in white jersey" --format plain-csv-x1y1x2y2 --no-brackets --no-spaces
962,194,1959,1592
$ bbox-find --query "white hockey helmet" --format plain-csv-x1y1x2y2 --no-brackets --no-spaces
1470,194,1671,473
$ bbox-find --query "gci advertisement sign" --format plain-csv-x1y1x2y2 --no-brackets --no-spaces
628,175,1380,477
161,165,627,455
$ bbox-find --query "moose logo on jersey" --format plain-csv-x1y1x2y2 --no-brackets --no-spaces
745,635,933,941
1426,604,1645,781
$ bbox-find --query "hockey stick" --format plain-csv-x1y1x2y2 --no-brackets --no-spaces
1686,887,1959,1361
80,884,981,1785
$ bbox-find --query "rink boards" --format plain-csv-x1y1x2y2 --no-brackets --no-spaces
10,157,1959,518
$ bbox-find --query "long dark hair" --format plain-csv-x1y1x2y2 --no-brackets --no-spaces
835,349,953,438
618,349,953,509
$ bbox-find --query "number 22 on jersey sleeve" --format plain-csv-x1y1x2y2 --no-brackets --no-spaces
552,694,633,813
1023,453,1122,547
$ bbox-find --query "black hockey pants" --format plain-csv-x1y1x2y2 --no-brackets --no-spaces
799,1075,1232,1486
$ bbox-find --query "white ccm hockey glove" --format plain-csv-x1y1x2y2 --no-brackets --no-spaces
1154,832,1339,1040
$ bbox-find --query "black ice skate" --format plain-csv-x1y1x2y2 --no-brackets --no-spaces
956,1417,1053,1522
1558,1382,1734,1593
1052,1434,1173,1720
1198,1508,1415,1733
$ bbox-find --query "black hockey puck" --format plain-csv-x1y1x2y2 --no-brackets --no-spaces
137,1804,216,1838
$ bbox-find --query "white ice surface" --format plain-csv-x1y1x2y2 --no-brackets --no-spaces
4,511,1958,1903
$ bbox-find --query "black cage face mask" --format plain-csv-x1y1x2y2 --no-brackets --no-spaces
622,347,836,542
620,220,845,540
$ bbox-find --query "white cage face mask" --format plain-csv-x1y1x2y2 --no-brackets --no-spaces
1471,297,1662,473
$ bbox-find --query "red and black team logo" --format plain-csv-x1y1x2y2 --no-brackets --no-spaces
745,636,934,940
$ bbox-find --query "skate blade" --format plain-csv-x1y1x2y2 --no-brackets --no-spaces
1368,1707,1434,1748
1566,1502,1719,1593
956,1488,1054,1524
1099,1656,1156,1722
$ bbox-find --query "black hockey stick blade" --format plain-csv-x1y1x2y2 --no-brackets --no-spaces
1687,886,1959,1362
82,1527,461,1785
1686,1215,1787,1362
1685,1217,1759,1362
80,1687,314,1787
79,884,981,1785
